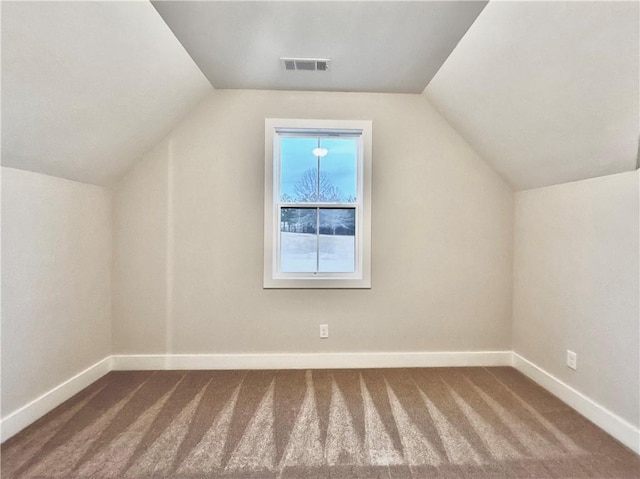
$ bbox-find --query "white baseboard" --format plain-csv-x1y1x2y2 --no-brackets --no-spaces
111,350,512,371
1,356,112,442
512,352,640,455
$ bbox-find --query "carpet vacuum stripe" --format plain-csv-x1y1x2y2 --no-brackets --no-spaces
1,367,638,479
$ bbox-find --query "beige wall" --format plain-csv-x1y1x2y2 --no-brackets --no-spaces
112,89,514,355
112,143,170,353
513,170,640,427
1,167,112,417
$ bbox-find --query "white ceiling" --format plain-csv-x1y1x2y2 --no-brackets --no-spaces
1,1,212,186
151,1,487,94
425,1,639,191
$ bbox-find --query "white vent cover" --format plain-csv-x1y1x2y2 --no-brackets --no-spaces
281,57,330,72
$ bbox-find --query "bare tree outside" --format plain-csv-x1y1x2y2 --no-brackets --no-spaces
281,169,355,236
282,168,347,203
320,209,355,235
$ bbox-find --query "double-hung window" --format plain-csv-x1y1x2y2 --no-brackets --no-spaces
264,119,372,288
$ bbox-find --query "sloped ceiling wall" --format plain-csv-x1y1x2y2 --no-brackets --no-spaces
2,1,638,190
1,1,212,186
425,1,639,191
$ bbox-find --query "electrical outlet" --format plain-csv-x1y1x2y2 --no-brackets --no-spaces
319,324,329,339
566,350,577,370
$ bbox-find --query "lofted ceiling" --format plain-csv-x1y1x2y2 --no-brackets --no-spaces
151,1,487,94
1,1,212,186
2,1,638,190
425,1,639,190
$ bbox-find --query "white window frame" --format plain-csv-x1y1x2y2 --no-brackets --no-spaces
264,118,372,289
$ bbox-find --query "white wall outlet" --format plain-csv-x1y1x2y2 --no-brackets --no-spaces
566,350,577,370
319,324,329,339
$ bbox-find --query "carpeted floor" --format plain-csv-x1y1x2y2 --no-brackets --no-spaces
2,367,639,478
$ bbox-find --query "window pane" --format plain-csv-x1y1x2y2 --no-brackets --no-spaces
319,138,357,203
280,137,318,202
318,208,355,273
280,208,317,273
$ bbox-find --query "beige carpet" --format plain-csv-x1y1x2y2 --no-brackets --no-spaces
2,367,639,478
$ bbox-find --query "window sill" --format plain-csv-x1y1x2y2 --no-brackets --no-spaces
263,277,371,289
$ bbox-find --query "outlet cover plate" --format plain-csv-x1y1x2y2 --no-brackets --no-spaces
319,324,329,339
566,350,577,370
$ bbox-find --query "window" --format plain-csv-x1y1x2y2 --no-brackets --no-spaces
264,119,372,288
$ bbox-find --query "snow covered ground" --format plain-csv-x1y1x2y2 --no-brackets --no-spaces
280,232,355,273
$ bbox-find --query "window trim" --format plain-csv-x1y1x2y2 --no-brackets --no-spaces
264,118,372,289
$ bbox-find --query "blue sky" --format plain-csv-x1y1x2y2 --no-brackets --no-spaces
280,136,357,201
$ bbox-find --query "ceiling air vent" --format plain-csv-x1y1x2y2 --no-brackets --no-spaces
281,58,330,72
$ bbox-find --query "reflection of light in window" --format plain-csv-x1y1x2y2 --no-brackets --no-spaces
312,147,328,157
